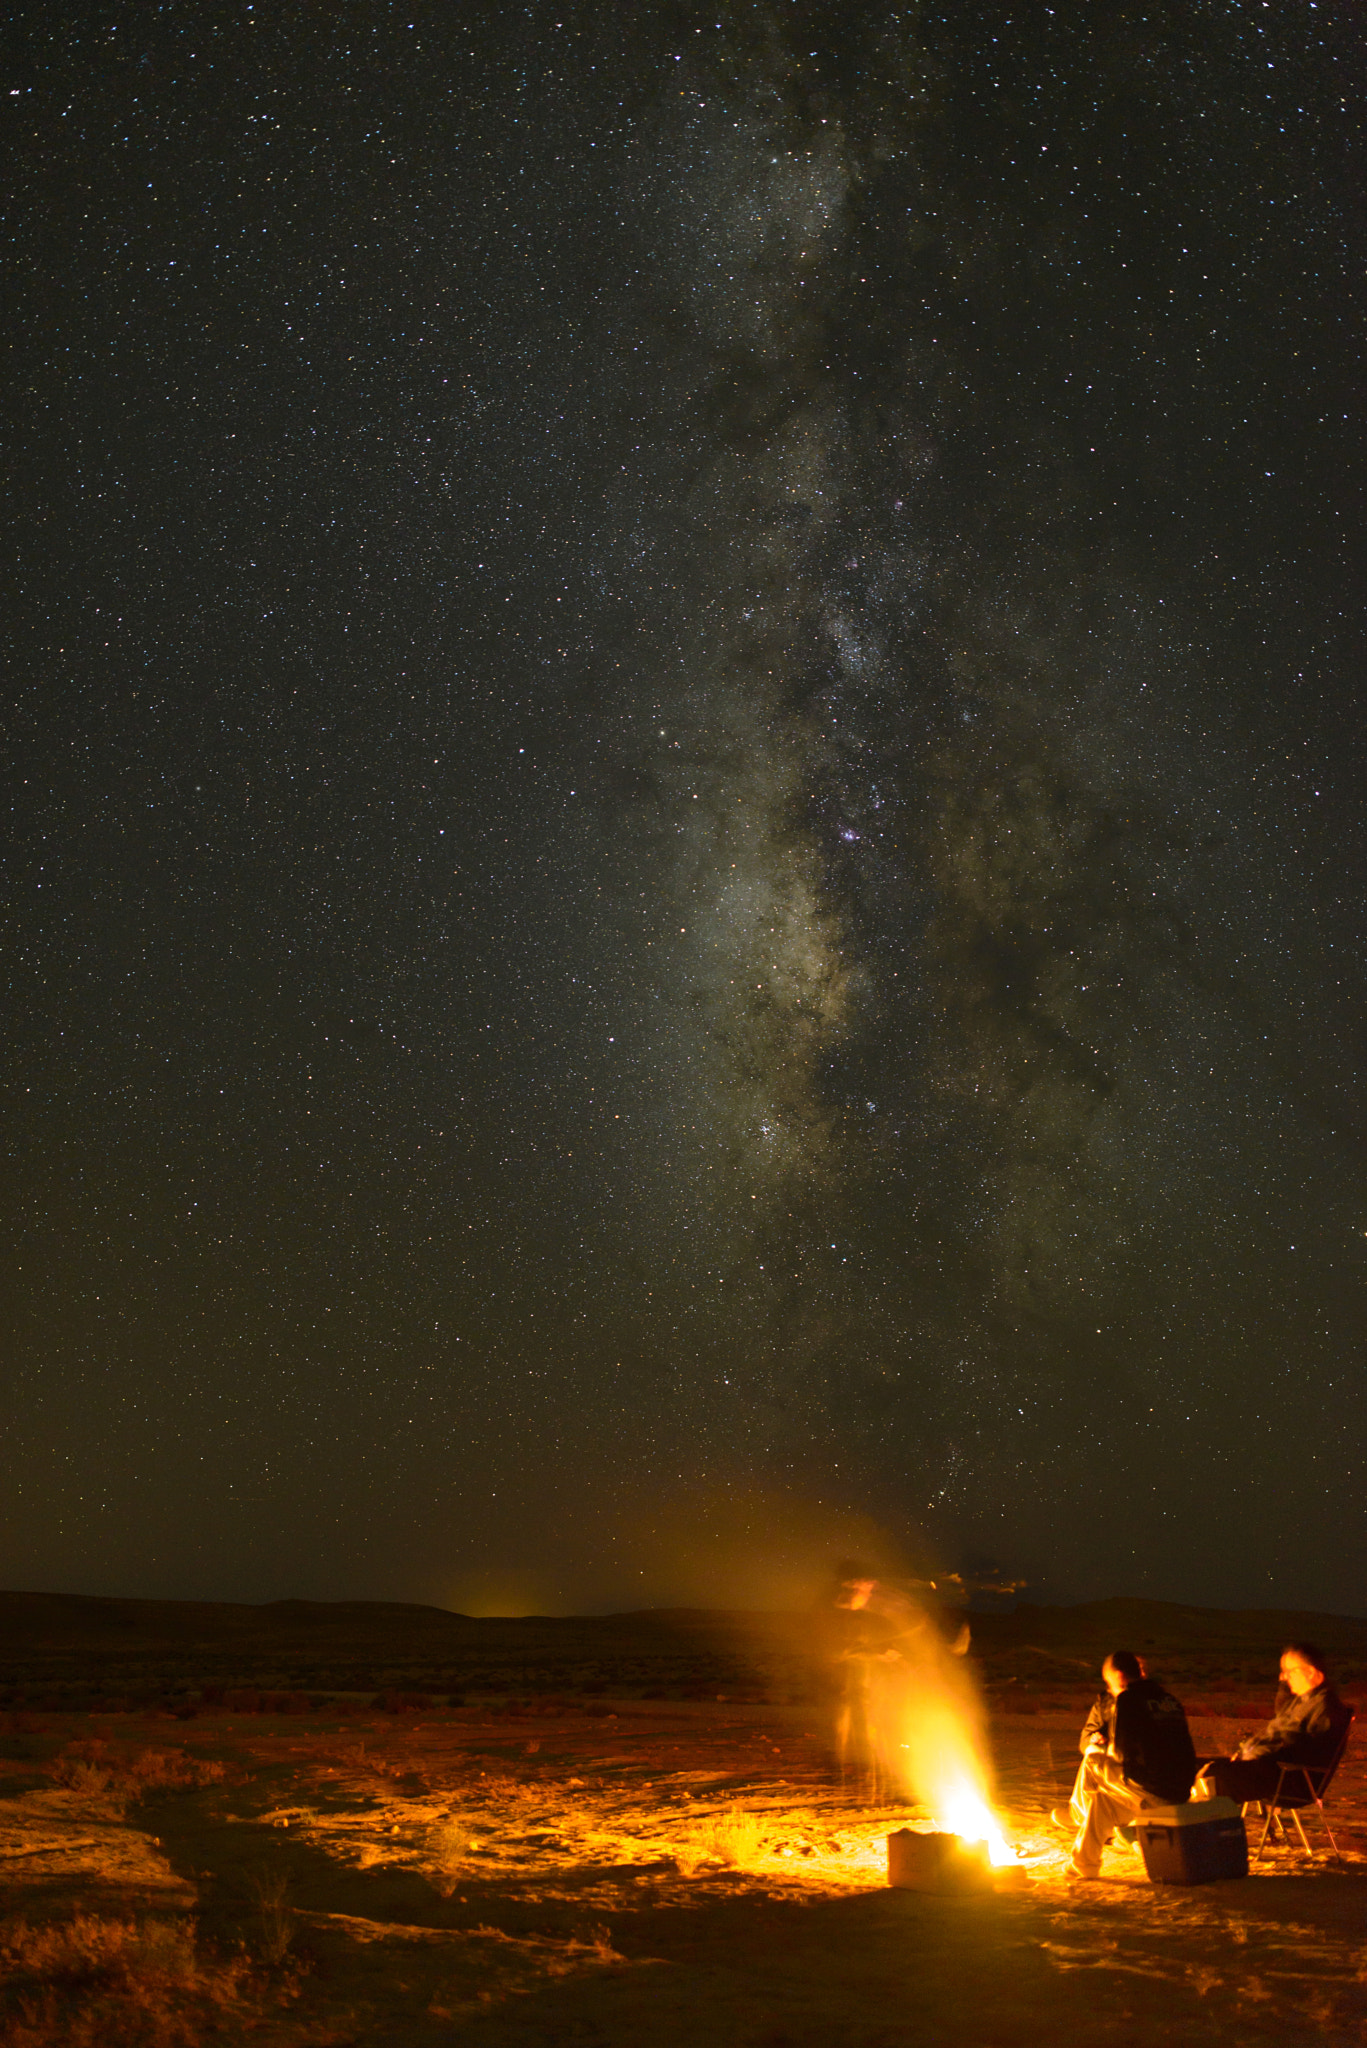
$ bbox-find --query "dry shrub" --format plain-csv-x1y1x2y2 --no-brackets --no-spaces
51,1746,228,1801
693,1807,764,1868
48,1759,123,1804
51,1738,110,1764
0,1912,257,2047
127,1750,228,1794
469,1773,540,1808
429,1818,466,1862
428,1818,476,1891
245,1869,294,1968
557,1925,625,1970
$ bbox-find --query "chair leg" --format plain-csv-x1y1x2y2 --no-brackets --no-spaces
1251,1802,1275,1864
1253,1756,1350,1866
1309,1795,1342,1861
1242,1802,1259,1863
1244,1787,1347,1865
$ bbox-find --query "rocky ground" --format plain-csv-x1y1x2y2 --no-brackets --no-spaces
2,1695,1365,2045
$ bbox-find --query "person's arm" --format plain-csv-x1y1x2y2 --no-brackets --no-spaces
1237,1724,1278,1759
1079,1697,1107,1755
1238,1688,1296,1760
1110,1691,1137,1776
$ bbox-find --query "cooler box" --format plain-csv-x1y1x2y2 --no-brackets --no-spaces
1135,1798,1247,1883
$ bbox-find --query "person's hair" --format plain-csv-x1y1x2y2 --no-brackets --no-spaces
1104,1649,1144,1682
1283,1641,1328,1679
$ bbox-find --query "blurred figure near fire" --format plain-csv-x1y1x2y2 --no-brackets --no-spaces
1056,1650,1196,1879
818,1561,971,1803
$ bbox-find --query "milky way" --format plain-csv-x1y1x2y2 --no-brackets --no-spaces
563,7,1365,1581
4,2,1364,1612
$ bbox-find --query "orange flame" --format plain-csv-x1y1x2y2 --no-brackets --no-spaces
832,1578,1015,1863
890,1651,1016,1863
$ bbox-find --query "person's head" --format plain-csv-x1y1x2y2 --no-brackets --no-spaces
834,1559,877,1611
1102,1649,1144,1695
1280,1642,1328,1696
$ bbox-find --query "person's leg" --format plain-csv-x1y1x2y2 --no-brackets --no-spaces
1067,1754,1094,1829
1053,1749,1101,1830
1072,1756,1140,1877
1196,1756,1280,1804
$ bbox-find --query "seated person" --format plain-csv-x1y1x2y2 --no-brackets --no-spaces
1055,1650,1196,1879
1075,1654,1147,1757
1194,1642,1351,1805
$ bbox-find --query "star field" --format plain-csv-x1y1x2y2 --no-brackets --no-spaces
3,1,1364,1613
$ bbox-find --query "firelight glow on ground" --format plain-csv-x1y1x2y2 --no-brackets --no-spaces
3,1696,1365,2045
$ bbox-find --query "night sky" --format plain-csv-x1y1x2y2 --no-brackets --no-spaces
5,2,1365,1616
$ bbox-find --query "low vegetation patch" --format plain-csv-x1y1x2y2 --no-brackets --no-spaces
691,1806,764,1868
47,1742,229,1810
0,1912,275,2047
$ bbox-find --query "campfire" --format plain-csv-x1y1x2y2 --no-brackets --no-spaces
833,1572,1016,1886
939,1785,1015,1867
899,1683,1015,1865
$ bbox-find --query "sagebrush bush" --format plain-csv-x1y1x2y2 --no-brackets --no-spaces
693,1807,764,1868
427,1815,503,1895
48,1759,123,1805
0,1912,257,2048
245,1869,294,1968
49,1746,227,1800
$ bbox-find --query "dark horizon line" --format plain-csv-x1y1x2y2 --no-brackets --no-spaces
3,1586,1365,1628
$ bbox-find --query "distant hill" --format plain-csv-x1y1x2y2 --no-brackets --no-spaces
1,1588,1363,1710
0,1591,795,1707
0,1590,475,1648
969,1595,1367,1658
965,1597,1367,1709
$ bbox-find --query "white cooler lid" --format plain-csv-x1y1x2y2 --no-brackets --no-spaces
1137,1797,1241,1827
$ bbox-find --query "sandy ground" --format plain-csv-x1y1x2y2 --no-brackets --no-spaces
2,1700,1365,2045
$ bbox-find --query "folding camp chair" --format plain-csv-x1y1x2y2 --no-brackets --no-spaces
1243,1708,1355,1865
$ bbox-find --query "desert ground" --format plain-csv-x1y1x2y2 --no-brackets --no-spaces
2,1594,1365,2045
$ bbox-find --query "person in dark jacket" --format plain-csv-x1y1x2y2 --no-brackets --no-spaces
1075,1655,1150,1759
1194,1643,1351,1804
1056,1650,1196,1878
